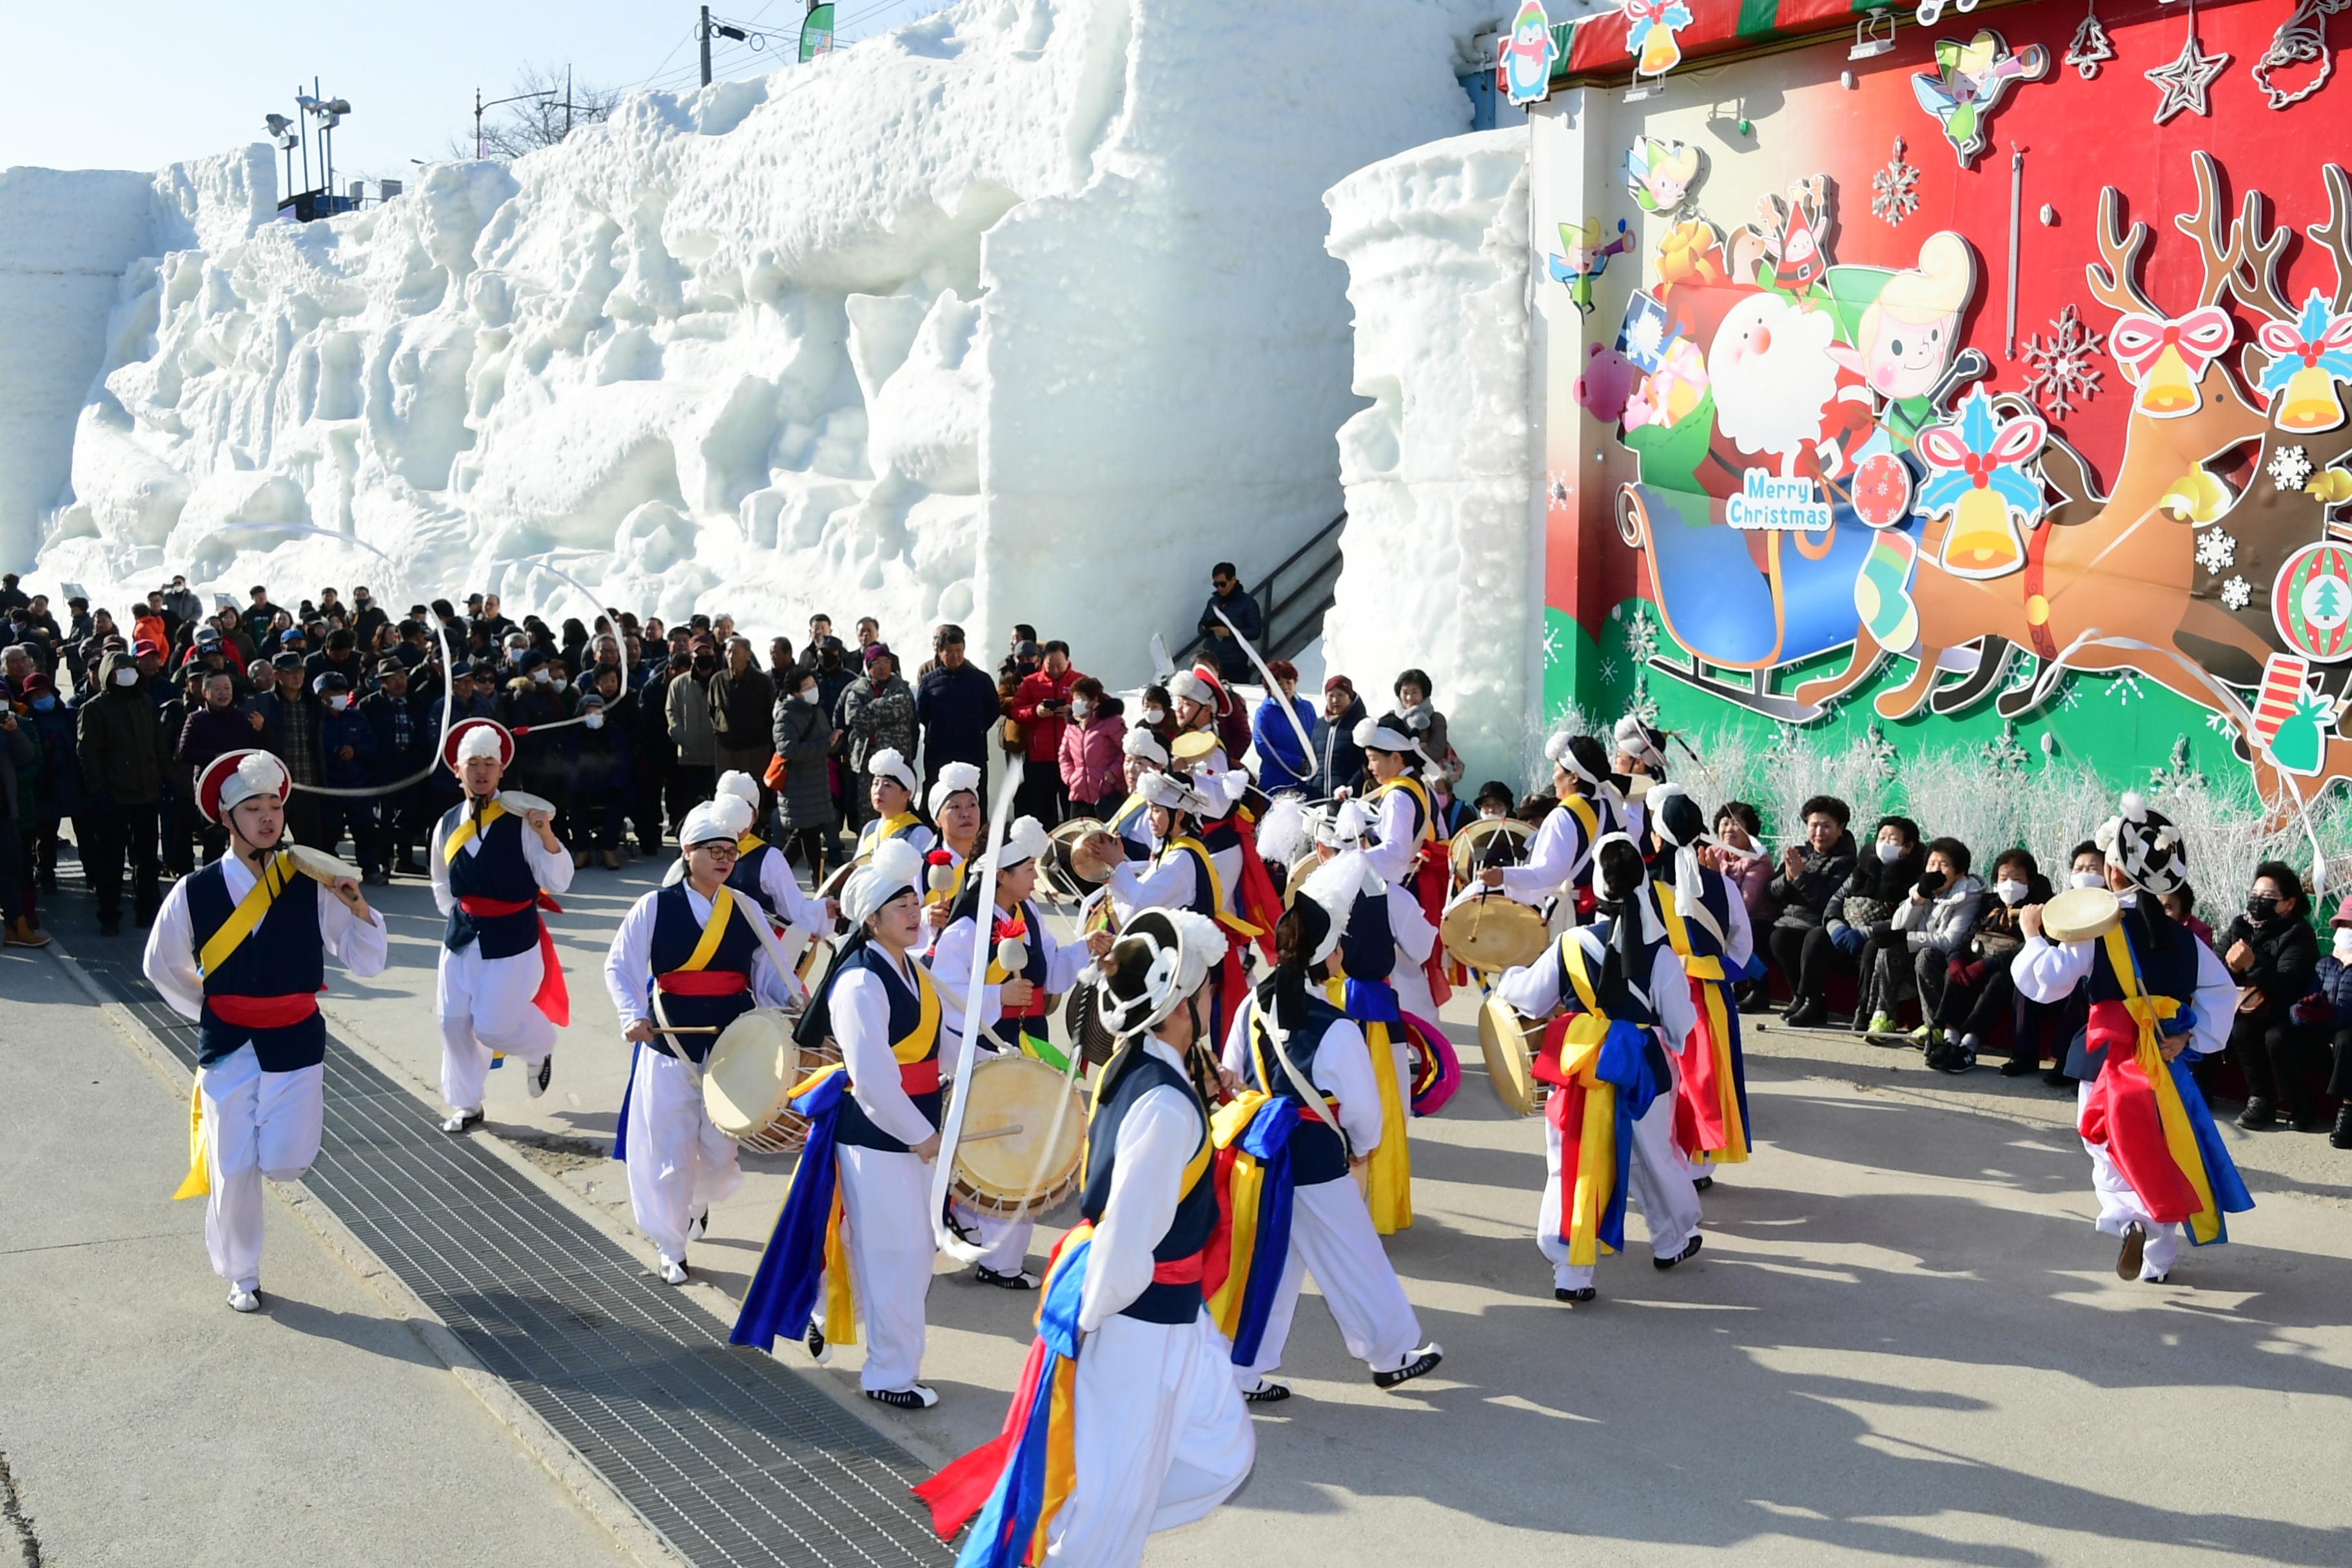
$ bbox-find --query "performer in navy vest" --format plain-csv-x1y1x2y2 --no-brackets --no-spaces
1215,884,1439,1404
710,769,834,946
2012,792,2244,1283
930,815,1112,1289
1643,782,1758,1184
603,800,796,1284
917,760,984,937
1480,731,1629,921
1493,836,1703,1304
429,718,574,1134
142,749,387,1313
732,837,946,1407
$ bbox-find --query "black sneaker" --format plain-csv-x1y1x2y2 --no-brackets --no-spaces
972,1263,1039,1291
1242,1378,1291,1404
2236,1097,2277,1131
1554,1286,1597,1304
1999,1056,2039,1077
865,1385,937,1409
1654,1233,1703,1270
1372,1344,1443,1390
1692,1175,1714,1192
805,1320,830,1364
2116,1221,2146,1281
2042,1068,2074,1090
528,1055,553,1099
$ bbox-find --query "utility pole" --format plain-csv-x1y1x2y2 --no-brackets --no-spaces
564,65,573,139
700,5,714,86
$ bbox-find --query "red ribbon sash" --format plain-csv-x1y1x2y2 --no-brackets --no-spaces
206,992,321,1029
1151,1248,1207,1285
460,894,571,1026
2079,999,2201,1224
900,1058,943,1097
656,969,750,995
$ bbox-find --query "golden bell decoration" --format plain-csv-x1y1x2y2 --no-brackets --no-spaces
1939,486,2026,577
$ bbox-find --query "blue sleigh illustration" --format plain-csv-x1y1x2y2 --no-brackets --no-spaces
1616,473,1921,721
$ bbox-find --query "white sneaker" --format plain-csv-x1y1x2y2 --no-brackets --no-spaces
685,1206,709,1243
527,1055,553,1099
227,1287,262,1313
440,1109,483,1135
657,1257,689,1286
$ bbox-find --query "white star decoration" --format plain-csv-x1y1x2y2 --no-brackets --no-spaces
2145,29,2230,124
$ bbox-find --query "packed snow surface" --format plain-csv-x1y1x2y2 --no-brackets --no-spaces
18,0,1491,685
1322,129,1534,778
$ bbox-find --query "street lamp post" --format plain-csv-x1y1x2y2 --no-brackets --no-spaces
474,86,558,159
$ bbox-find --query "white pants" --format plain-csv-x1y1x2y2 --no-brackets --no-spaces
1390,948,1439,1043
832,1144,937,1393
1537,1086,1702,1291
1237,1175,1423,1382
2077,1081,2181,1279
955,1206,1035,1275
437,942,554,1113
623,1048,743,1266
1046,1311,1255,1567
196,1046,325,1293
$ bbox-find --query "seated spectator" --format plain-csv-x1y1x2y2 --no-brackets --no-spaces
2161,883,2214,948
2221,859,2319,1130
1705,800,1772,926
2289,895,2352,1148
1764,795,1860,1028
1923,848,2057,1075
1881,836,1983,1052
1472,780,1515,820
1831,815,1924,1034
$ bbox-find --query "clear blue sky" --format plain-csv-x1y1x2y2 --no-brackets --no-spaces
0,0,946,179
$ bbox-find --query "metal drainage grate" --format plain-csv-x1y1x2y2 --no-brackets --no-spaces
70,934,950,1568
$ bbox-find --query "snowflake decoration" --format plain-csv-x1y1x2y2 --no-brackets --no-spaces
1859,721,1900,783
1627,673,1660,727
2149,732,2205,796
1546,471,1573,509
2220,575,2253,611
1541,622,1562,664
2205,709,2237,735
2003,652,2042,693
1599,657,1620,684
1623,609,1660,665
2194,527,2237,575
2108,671,2146,707
2054,679,2084,712
2269,444,2315,492
2020,306,2106,419
1872,136,1918,226
1982,722,2031,772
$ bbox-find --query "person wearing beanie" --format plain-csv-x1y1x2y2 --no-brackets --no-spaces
2013,792,2251,1283
1492,836,1703,1305
429,719,576,1136
141,749,389,1311
732,837,946,1409
1642,782,1757,1182
1211,876,1442,1403
928,816,1114,1288
1479,731,1630,921
916,906,1252,1565
605,798,798,1286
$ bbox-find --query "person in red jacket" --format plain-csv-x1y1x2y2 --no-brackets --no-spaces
1010,640,1082,826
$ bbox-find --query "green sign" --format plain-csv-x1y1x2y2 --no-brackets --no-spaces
799,3,834,61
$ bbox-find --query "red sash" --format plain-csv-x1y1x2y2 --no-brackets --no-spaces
207,992,321,1029
459,893,571,1026
1407,848,1453,1007
901,1058,943,1097
2079,999,2200,1224
1152,1247,1207,1284
656,969,750,996
1672,977,1730,1157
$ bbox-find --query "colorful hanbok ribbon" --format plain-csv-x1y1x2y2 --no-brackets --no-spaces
730,1066,861,1352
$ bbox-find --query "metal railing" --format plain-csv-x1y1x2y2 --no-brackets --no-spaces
1171,511,1347,668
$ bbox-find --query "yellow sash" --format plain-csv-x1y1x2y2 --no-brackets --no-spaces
1324,975,1411,1233
1561,792,1600,856
865,810,922,852
1369,775,1434,845
737,832,766,856
1556,936,1622,1266
1081,1042,1213,1201
1166,834,1261,940
196,852,297,979
2099,926,2222,1244
442,799,510,863
1652,881,1745,1164
1110,791,1149,834
681,887,738,973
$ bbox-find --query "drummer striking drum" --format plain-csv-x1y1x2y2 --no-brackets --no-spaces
429,718,574,1135
1481,732,1629,921
144,750,389,1312
604,801,798,1284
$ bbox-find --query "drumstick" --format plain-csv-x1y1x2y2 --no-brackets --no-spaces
960,1122,1026,1142
651,1024,724,1035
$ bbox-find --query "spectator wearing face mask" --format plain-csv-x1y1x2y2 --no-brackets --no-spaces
2220,860,2319,1132
564,683,632,870
361,657,431,881
2288,895,2352,1148
771,664,839,878
175,671,266,867
75,649,169,935
1828,816,1926,1035
1921,849,2058,1075
21,672,77,899
1875,837,1987,1064
1136,681,1179,756
312,671,378,868
1058,678,1125,816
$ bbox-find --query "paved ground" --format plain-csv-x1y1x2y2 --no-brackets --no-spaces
0,943,639,1568
14,850,2352,1565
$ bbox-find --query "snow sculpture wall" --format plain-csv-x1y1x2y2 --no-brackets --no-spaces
26,0,1489,686
1321,129,1534,783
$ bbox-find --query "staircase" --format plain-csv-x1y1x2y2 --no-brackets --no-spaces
1171,511,1347,668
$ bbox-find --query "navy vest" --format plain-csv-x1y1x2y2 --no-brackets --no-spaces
1656,871,1738,965
726,839,781,919
443,805,542,959
1243,992,1351,1186
1081,1045,1217,1324
982,899,1052,1050
1338,885,1396,983
186,859,328,1072
1557,921,1675,1086
834,945,945,1153
2067,906,2199,1079
646,882,761,1060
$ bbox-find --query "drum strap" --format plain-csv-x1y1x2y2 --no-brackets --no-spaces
197,853,295,979
442,801,509,863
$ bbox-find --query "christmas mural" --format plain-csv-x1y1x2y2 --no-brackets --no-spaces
1526,0,2352,825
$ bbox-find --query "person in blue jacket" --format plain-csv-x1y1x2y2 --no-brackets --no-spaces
313,671,377,867
1250,659,1318,794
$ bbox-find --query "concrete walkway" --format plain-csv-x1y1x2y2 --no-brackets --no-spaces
14,852,2352,1565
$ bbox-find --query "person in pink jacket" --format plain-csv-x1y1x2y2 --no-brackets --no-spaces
1703,799,1774,1012
1059,678,1126,816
